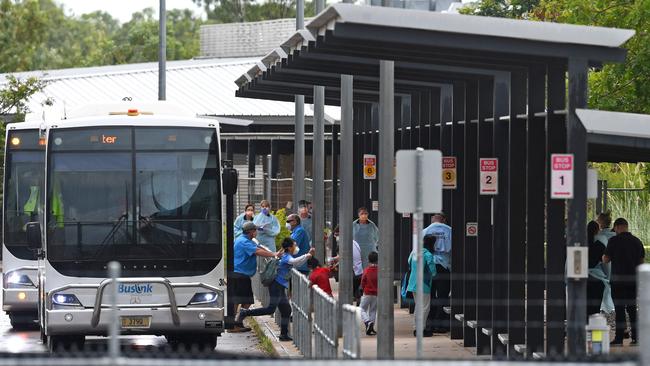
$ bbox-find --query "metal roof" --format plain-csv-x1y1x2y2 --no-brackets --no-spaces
0,58,309,123
577,108,650,162
309,3,635,49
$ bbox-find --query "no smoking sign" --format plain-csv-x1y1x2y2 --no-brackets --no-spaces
466,222,478,237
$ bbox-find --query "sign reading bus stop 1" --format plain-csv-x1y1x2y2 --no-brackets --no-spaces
551,154,574,199
442,157,457,189
479,158,498,195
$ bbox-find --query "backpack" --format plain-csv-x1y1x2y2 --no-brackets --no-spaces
260,258,279,287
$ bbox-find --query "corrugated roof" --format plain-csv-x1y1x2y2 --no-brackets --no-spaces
308,3,635,48
0,58,307,121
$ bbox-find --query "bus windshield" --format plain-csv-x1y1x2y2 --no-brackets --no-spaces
46,127,222,277
4,130,44,260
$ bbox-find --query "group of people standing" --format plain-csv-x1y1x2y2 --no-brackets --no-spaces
587,212,645,346
230,201,383,340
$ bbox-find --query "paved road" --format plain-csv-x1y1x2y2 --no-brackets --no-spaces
0,283,265,356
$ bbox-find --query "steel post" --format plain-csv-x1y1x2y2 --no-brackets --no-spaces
339,75,354,308
377,60,395,359
414,148,425,359
158,0,166,101
566,57,588,356
313,86,326,260
294,0,305,213
108,261,121,361
638,265,650,366
266,154,272,204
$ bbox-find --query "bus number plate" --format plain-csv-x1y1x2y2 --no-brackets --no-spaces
121,316,151,329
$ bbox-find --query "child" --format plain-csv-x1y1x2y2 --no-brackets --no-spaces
307,257,334,297
360,251,378,335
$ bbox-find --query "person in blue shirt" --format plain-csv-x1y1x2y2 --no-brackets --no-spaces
287,213,311,275
298,202,312,242
253,200,281,249
238,238,314,341
407,234,437,337
234,203,255,239
231,221,277,332
353,207,380,269
422,212,452,333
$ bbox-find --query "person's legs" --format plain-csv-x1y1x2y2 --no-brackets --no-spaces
431,265,450,331
414,291,432,333
586,279,604,318
368,295,377,324
359,295,371,324
627,283,638,342
277,287,292,338
243,282,281,318
353,275,362,304
611,283,626,342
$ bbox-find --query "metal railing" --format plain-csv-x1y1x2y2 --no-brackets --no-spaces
290,269,312,358
341,305,362,359
313,285,338,359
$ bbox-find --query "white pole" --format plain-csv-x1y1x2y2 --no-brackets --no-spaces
638,264,650,365
108,261,121,361
414,147,424,359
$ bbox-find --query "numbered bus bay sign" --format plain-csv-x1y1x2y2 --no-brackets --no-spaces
442,157,457,189
363,154,377,180
551,154,574,199
479,158,498,195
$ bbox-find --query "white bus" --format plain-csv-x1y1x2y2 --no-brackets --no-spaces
3,121,45,329
29,104,225,351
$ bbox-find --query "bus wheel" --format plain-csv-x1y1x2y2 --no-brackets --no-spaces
48,335,85,353
8,311,38,330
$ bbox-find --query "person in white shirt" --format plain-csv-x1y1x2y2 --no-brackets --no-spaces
332,225,365,304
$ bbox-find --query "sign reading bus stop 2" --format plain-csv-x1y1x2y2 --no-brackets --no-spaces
551,154,574,199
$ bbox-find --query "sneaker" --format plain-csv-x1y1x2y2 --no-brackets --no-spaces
610,338,624,346
367,322,376,336
364,322,370,334
279,335,293,342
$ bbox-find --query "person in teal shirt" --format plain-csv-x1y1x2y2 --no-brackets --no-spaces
353,207,379,269
234,204,255,239
407,234,437,337
253,200,280,249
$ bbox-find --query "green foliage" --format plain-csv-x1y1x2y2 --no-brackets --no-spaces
0,0,203,73
193,0,316,23
459,0,540,18
0,75,49,120
273,208,291,250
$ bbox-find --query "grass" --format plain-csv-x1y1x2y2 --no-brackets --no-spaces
247,317,279,357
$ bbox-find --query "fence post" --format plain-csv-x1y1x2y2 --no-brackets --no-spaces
342,304,362,359
639,264,650,365
108,261,121,361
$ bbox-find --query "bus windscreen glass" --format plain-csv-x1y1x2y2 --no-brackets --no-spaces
46,127,221,277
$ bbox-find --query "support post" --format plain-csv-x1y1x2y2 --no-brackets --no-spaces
313,86,326,261
377,60,395,359
266,154,272,205
293,0,305,213
526,63,547,357
638,265,650,366
414,148,425,359
332,124,339,233
248,140,256,204
546,63,567,357
339,74,354,309
566,57,588,356
158,0,166,101
108,261,121,361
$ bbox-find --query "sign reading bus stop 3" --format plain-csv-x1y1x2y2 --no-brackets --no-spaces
442,157,457,189
551,154,574,199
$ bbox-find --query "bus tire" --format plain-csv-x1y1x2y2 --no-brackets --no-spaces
8,311,38,330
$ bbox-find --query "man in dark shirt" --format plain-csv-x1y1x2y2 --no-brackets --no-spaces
603,218,645,345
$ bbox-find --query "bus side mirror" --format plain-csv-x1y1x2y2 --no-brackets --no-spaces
26,222,42,250
222,167,238,196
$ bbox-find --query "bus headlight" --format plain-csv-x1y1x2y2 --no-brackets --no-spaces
52,293,82,307
189,292,219,306
4,272,35,288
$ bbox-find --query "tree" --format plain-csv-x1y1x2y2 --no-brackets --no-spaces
459,0,540,18
0,75,49,122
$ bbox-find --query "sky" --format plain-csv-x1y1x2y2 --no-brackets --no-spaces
56,0,207,23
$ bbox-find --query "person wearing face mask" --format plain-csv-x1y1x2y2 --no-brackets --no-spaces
353,207,380,269
253,200,281,249
297,201,312,242
286,213,311,275
237,238,315,341
234,204,255,239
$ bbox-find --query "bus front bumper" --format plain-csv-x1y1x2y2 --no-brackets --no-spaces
45,306,224,336
3,288,38,311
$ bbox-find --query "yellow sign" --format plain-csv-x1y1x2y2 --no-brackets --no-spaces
442,157,457,189
363,154,377,180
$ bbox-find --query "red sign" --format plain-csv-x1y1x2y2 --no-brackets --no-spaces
551,154,574,199
442,157,456,169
